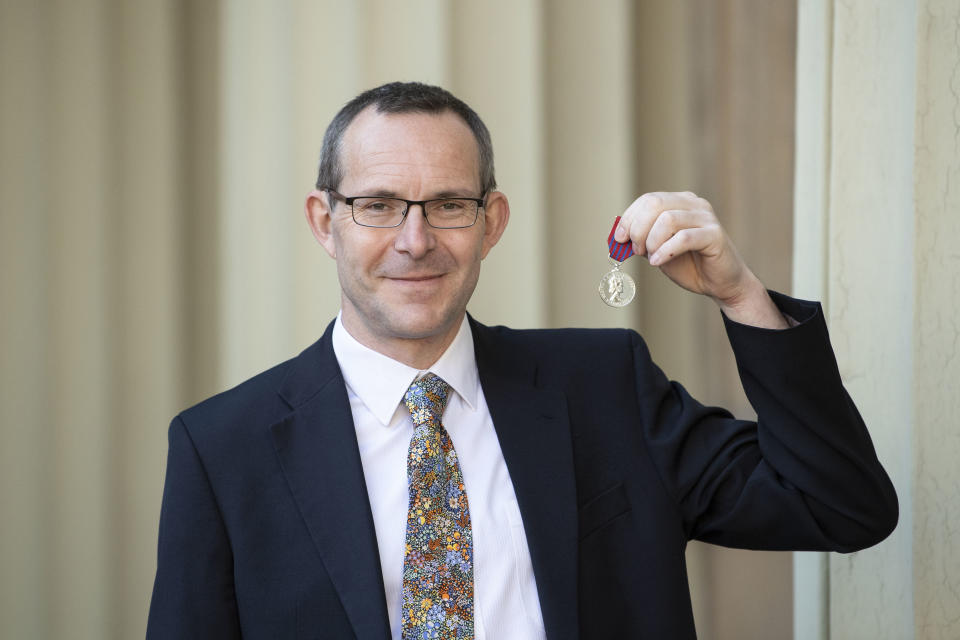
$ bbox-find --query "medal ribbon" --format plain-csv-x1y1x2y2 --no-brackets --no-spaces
607,216,635,262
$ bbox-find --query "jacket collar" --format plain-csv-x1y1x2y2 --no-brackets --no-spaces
331,313,480,427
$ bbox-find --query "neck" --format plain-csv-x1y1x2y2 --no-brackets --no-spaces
340,314,464,370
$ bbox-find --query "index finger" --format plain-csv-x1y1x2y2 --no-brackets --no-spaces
614,191,703,256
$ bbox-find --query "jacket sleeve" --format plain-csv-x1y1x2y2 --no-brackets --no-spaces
147,416,242,638
634,291,898,552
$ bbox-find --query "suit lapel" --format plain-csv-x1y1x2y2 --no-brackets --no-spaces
270,324,390,640
472,320,580,640
270,319,580,638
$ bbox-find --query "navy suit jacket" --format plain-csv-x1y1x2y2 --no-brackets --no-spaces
147,293,897,639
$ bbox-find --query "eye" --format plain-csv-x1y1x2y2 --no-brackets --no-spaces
355,198,403,214
427,199,471,215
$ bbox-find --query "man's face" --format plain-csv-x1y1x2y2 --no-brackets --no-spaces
306,107,508,354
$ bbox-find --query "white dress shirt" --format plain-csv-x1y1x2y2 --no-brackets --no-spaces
332,314,546,640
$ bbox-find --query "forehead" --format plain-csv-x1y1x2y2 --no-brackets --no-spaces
338,107,480,192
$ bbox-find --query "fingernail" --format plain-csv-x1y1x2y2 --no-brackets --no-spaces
649,251,660,265
615,226,626,242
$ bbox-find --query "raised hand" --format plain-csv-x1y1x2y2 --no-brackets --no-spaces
614,191,788,329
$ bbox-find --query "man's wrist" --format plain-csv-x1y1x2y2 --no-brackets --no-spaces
716,276,790,330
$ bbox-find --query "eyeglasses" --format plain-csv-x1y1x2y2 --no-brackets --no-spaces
323,188,485,229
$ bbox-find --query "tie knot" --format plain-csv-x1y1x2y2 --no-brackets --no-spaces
403,373,450,426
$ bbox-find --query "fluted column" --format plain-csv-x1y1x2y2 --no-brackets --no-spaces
793,1,960,638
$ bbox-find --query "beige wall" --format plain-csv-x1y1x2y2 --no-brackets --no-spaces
1,1,809,638
793,1,960,638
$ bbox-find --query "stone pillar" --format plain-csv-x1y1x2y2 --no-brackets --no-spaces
912,3,960,634
793,1,960,638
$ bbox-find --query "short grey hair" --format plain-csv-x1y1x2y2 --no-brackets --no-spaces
315,81,496,195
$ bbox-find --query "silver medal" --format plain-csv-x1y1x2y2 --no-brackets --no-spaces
599,260,636,307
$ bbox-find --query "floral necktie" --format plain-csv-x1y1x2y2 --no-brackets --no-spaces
401,373,474,639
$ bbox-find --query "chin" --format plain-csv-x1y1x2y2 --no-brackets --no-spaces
382,308,461,341
341,283,473,346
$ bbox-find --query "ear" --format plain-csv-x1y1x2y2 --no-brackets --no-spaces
479,190,510,259
305,189,338,259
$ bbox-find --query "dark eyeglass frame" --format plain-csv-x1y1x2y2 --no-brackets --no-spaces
322,188,486,229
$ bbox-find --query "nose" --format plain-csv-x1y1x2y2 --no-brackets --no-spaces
393,204,435,258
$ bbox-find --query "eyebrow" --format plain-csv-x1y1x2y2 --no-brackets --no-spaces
364,188,400,198
433,190,479,199
358,188,481,199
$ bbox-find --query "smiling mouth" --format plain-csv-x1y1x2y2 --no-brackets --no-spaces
388,274,444,281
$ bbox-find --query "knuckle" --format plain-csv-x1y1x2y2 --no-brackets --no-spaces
641,192,662,209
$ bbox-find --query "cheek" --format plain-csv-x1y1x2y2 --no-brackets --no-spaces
332,238,375,291
335,228,382,271
450,232,486,266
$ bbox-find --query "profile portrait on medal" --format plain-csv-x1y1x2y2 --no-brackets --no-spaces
608,273,623,303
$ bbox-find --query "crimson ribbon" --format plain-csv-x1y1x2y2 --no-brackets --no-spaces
607,216,635,262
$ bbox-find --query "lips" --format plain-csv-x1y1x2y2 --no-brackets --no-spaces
386,274,444,282
384,274,446,302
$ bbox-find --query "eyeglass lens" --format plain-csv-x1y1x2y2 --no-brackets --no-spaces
352,197,478,228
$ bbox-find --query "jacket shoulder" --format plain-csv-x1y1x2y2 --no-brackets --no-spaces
175,321,339,442
175,356,296,441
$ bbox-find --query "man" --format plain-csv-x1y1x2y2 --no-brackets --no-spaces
147,82,897,639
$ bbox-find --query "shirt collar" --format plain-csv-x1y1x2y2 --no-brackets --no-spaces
331,313,479,427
